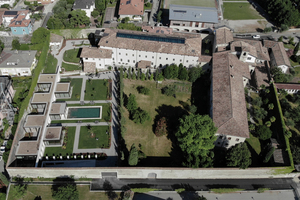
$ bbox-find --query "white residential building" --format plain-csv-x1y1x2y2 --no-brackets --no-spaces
0,0,15,8
72,0,95,18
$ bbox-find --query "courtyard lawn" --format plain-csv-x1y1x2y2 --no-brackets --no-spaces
245,133,261,155
8,185,120,200
123,79,191,161
57,78,82,101
223,3,264,20
78,125,110,149
43,53,58,74
62,62,81,71
295,67,300,78
44,127,76,156
164,0,215,8
63,48,80,63
84,79,108,100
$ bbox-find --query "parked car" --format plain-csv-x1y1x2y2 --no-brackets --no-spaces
252,35,260,39
0,146,5,154
3,140,7,146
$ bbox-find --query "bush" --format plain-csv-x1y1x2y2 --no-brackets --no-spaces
280,24,289,32
131,188,161,193
161,85,176,96
256,125,272,140
189,105,197,114
263,146,275,163
263,27,272,33
12,39,20,50
175,188,185,194
128,144,138,166
137,86,150,95
132,108,151,124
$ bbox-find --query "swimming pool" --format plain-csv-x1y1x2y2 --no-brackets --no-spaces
67,106,102,119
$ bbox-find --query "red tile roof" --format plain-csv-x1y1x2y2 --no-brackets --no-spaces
275,83,300,90
212,51,250,138
119,0,144,15
9,10,31,27
264,40,291,67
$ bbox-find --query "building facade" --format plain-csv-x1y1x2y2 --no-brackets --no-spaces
72,0,95,18
118,0,144,21
9,10,32,35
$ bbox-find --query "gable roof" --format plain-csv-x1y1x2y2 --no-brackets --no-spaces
0,50,37,68
50,33,63,43
169,4,218,23
119,0,144,15
98,28,202,59
215,27,233,46
80,47,112,59
9,10,31,27
212,51,250,138
275,83,300,90
73,0,95,9
263,40,291,67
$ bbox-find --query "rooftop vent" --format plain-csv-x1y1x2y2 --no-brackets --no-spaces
231,75,234,78
230,65,233,68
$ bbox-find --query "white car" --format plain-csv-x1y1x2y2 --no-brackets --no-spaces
0,146,5,154
252,35,260,39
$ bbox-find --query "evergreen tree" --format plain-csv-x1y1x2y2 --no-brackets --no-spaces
132,68,136,80
128,144,138,166
137,69,141,80
150,73,154,81
179,67,188,80
128,67,132,79
226,143,252,169
141,73,145,81
146,69,149,80
126,94,137,112
163,65,172,79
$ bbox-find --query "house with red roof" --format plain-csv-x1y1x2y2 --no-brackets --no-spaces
8,10,32,35
118,0,144,21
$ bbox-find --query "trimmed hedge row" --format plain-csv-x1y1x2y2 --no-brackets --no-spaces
271,83,294,169
18,35,50,121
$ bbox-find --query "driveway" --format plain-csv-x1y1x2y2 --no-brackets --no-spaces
148,0,160,25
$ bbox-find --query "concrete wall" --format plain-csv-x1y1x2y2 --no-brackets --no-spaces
7,167,297,179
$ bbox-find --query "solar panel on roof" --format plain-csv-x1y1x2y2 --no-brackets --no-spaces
116,32,185,44
4,11,18,15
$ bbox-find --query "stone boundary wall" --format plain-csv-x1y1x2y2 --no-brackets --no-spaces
7,167,298,179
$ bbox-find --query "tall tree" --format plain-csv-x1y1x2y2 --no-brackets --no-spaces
226,142,252,169
12,39,20,50
70,10,90,27
175,114,217,168
126,94,137,113
256,125,272,140
188,67,203,82
31,27,50,44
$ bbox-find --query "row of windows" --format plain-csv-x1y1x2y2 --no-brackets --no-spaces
218,135,240,142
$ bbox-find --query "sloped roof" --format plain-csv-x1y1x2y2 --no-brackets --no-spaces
263,40,291,67
80,47,112,59
119,0,144,15
98,28,202,59
9,10,31,27
212,51,250,138
0,50,37,68
215,27,233,46
169,4,218,23
73,0,94,9
275,83,300,90
50,33,63,43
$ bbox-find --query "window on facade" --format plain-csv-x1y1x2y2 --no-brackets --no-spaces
120,59,123,61
173,59,175,61
113,58,114,60
119,53,121,55
133,60,135,63
151,62,153,65
139,55,141,57
173,23,180,26
180,59,182,62
247,57,251,60
145,55,147,58
186,60,188,63
152,56,154,59
132,54,134,56
23,29,25,32
166,58,168,60
195,25,199,27
128,60,130,62
217,142,220,145
159,57,161,59
126,53,128,56
236,138,239,142
228,137,231,140
85,58,88,60
14,30,16,32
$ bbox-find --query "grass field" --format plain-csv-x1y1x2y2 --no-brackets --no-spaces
123,80,191,159
8,185,120,200
57,78,82,101
43,53,58,74
223,3,263,20
84,79,108,100
164,0,215,8
245,133,261,154
44,127,76,156
78,125,110,149
62,62,81,71
63,48,81,63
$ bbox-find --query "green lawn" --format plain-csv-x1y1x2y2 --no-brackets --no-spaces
284,43,295,49
51,103,111,123
62,62,81,71
223,3,264,20
8,185,120,200
63,48,80,63
246,133,261,154
107,1,117,7
144,3,153,10
78,126,110,149
123,79,191,159
57,78,82,101
44,127,76,156
165,0,215,8
84,79,108,100
43,53,58,74
295,67,300,78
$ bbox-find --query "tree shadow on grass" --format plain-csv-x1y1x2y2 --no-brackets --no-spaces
103,180,118,200
152,104,189,166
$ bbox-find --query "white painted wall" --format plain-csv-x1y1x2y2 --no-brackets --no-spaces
214,133,246,149
278,65,289,73
245,55,256,63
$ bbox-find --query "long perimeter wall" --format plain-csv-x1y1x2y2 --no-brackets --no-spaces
7,167,298,179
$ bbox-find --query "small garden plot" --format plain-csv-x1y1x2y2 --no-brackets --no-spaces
63,48,81,63
44,127,76,156
78,125,110,149
62,62,81,72
84,79,109,100
43,53,58,74
223,3,263,20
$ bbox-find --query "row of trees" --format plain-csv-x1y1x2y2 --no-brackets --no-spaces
47,0,90,29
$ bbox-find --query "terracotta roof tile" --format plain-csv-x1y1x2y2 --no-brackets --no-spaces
275,83,300,90
215,27,233,45
263,40,291,67
80,47,112,59
212,51,250,138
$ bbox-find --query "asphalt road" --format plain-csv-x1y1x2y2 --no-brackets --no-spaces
91,177,295,191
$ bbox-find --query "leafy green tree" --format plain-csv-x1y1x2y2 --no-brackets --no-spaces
150,73,154,81
91,10,100,18
128,67,132,79
285,131,292,138
137,86,150,95
178,66,188,80
126,94,137,113
163,65,172,79
189,105,197,114
0,4,9,9
157,10,162,22
256,125,272,140
157,71,164,81
249,124,255,131
128,143,138,166
0,173,9,186
31,27,50,44
265,121,271,127
141,73,145,81
270,66,292,83
278,36,283,42
254,108,268,120
281,24,289,32
47,17,64,29
132,69,136,80
291,144,300,163
188,67,203,82
226,142,251,169
263,27,272,33
11,183,27,199
268,103,274,110
294,42,300,56
169,64,179,78
162,85,175,96
70,10,90,27
123,17,130,23
175,114,217,168
286,118,295,127
52,184,79,200
252,97,263,107
12,39,20,50
95,0,106,13
132,108,151,124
